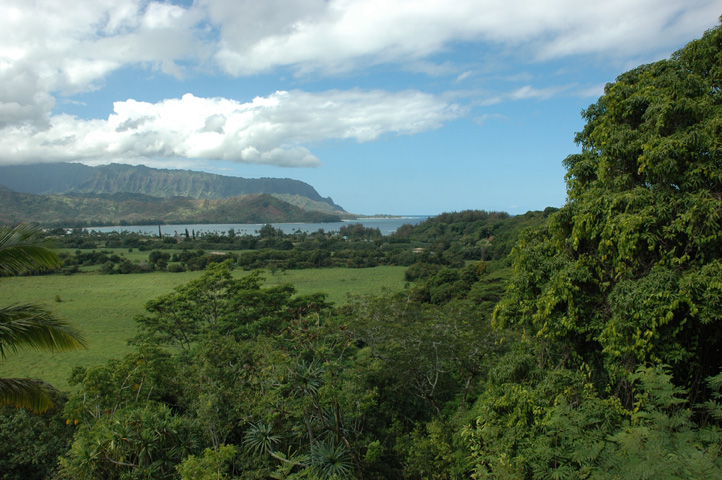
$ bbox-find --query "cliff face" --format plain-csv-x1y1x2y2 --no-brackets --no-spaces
0,163,345,212
0,190,343,227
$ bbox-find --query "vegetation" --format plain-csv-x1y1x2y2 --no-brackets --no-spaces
2,18,722,479
477,18,722,477
0,392,75,480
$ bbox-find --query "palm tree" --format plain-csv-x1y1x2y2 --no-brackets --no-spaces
0,224,87,412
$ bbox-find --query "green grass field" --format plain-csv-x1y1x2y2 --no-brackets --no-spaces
0,266,407,390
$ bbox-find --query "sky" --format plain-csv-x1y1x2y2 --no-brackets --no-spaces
0,1,719,215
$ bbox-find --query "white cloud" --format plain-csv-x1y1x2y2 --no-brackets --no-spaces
533,1,718,60
510,84,573,101
477,83,575,106
455,71,473,83
574,84,606,99
0,0,717,142
474,113,507,126
0,89,463,167
0,0,200,127
205,0,720,75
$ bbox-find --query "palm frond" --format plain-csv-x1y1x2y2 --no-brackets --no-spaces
0,224,61,276
243,421,282,455
0,303,87,359
0,224,79,413
311,440,353,479
0,377,55,412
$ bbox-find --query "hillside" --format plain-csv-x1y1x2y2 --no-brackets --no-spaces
0,190,342,227
0,163,345,213
395,208,558,261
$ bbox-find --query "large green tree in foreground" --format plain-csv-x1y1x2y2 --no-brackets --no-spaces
495,18,722,400
460,18,722,478
0,224,87,412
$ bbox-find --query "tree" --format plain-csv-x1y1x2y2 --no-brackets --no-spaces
0,224,87,412
132,261,238,350
58,403,200,480
133,261,332,347
494,19,722,401
0,392,76,480
176,445,237,480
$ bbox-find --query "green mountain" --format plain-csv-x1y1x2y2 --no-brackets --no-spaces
0,190,342,227
0,163,345,213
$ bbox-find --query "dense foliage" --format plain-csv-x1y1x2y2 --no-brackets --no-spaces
495,17,722,400
483,18,722,476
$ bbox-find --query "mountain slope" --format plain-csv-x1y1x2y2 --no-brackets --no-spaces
0,163,345,212
0,190,342,227
0,163,95,195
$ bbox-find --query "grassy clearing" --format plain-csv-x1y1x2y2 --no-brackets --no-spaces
263,267,408,304
0,266,406,390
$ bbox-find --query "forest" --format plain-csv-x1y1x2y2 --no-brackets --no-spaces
1,19,722,480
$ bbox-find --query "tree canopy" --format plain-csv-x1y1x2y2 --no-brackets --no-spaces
495,18,722,400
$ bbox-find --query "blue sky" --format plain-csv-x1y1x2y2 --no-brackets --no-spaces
0,1,719,215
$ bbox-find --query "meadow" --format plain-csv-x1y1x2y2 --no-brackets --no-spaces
0,266,407,390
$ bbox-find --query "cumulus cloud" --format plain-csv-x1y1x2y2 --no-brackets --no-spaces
0,90,463,167
201,114,227,134
0,0,200,127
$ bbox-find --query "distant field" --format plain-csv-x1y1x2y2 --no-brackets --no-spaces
0,266,407,390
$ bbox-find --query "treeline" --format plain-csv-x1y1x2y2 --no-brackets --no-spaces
50,210,553,277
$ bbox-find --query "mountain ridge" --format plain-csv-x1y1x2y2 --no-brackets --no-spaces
0,163,345,213
0,190,342,227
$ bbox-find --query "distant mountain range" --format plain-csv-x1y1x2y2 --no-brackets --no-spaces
0,163,348,226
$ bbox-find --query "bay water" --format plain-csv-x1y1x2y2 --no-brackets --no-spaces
89,216,430,237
